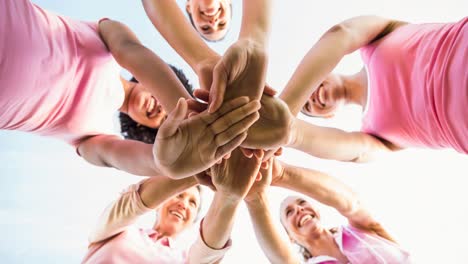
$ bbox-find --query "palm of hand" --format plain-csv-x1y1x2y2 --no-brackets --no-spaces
242,95,294,150
154,116,211,177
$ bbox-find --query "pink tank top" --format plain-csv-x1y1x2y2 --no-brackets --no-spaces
307,225,411,264
0,0,124,146
360,18,467,153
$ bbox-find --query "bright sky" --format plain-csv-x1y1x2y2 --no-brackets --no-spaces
0,0,467,263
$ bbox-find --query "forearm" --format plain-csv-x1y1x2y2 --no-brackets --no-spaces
239,0,272,47
78,135,162,176
279,34,349,115
142,0,218,70
245,192,298,264
139,176,198,209
202,192,242,249
288,118,390,162
278,163,359,215
279,16,400,116
100,19,191,111
88,180,152,243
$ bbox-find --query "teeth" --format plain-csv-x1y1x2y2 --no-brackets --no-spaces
170,211,184,220
299,215,312,227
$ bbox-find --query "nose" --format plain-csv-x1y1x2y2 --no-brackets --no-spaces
208,16,218,24
177,199,188,210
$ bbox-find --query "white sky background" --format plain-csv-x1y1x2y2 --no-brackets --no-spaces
0,0,467,263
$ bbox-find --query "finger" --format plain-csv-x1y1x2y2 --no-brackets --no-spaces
256,172,263,181
253,149,264,159
223,152,231,160
193,89,210,103
214,132,248,160
261,160,269,169
188,112,198,118
240,147,254,158
263,84,277,96
201,96,251,124
157,98,187,138
274,147,283,156
214,112,259,146
209,100,260,134
209,61,229,113
216,158,223,164
187,98,207,113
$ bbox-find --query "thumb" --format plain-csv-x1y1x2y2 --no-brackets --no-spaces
157,98,187,138
209,61,228,113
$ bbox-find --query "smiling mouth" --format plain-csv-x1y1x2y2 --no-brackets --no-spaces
298,214,313,227
146,96,163,118
169,210,185,221
314,86,326,108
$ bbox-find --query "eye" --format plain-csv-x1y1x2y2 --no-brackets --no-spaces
299,200,306,205
201,25,210,31
190,199,197,207
218,21,227,27
286,209,293,217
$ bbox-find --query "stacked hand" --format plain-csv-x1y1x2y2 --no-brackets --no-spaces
210,148,264,201
154,97,260,179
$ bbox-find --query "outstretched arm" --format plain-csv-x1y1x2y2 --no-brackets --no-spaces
189,149,263,263
280,16,406,115
287,118,395,162
89,176,197,244
244,159,299,264
99,18,192,112
274,161,397,243
141,0,219,71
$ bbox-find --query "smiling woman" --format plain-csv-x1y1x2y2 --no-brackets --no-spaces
185,0,232,41
81,177,223,263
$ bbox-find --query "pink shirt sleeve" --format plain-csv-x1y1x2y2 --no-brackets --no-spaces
187,219,232,264
88,180,152,244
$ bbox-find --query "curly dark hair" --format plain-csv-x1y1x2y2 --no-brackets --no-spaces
119,65,193,144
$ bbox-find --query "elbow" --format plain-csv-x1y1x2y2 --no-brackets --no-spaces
322,22,355,54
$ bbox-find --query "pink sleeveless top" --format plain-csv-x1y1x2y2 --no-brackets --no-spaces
0,0,124,146
307,225,411,264
360,18,467,153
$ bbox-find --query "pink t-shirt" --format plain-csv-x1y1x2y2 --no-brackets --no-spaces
360,18,467,153
0,0,124,146
307,225,411,264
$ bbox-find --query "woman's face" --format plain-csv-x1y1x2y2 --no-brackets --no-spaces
157,187,201,236
301,74,345,118
280,196,322,240
127,83,167,128
186,0,232,41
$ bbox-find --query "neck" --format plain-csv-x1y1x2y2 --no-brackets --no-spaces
119,76,135,113
302,228,342,260
152,222,175,240
341,68,368,108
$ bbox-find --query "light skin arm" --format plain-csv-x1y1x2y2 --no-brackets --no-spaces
275,161,397,243
239,0,272,47
287,118,396,162
246,194,299,264
242,159,299,263
201,149,263,249
99,19,191,112
89,176,197,244
141,0,219,71
279,15,406,115
77,135,162,176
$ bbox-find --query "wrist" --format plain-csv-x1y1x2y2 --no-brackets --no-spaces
216,190,245,205
244,191,268,207
286,117,301,148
